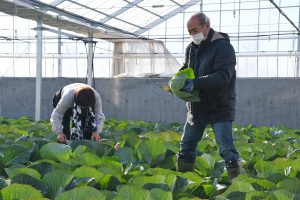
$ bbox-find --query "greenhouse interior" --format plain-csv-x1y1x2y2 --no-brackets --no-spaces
0,0,300,199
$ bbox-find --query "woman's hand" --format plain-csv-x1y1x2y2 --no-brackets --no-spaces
91,132,100,142
57,132,67,144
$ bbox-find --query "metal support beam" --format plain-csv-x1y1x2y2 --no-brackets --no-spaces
50,0,66,6
33,27,84,40
269,0,300,34
123,0,162,19
69,0,142,30
200,0,203,11
297,5,300,77
170,0,181,6
134,0,201,35
100,0,143,23
219,0,222,31
35,18,43,121
14,0,139,38
58,28,62,77
87,32,94,86
0,51,299,59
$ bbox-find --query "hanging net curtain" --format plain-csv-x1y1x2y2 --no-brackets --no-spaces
112,40,180,77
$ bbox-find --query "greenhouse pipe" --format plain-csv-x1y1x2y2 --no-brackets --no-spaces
18,0,139,38
236,52,300,57
297,5,300,77
87,32,93,86
269,0,300,34
100,0,144,24
0,52,299,59
58,28,62,77
200,0,203,11
35,18,43,122
50,0,65,7
134,0,201,35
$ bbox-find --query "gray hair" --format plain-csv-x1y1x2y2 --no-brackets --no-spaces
192,12,210,27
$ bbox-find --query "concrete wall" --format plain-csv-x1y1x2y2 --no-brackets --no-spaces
0,77,300,128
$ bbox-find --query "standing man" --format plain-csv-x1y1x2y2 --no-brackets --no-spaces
177,12,244,181
51,83,105,144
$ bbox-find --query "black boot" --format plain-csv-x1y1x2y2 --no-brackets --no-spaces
225,160,245,182
176,159,195,172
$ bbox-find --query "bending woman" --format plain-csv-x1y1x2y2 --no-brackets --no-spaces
50,83,105,143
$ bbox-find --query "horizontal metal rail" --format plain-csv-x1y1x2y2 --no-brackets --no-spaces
0,51,299,59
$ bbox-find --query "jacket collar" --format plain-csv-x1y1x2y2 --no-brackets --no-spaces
205,28,215,43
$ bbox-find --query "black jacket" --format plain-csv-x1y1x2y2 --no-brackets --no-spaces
183,28,236,124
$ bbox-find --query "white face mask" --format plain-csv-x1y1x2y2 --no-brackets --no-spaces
191,32,205,45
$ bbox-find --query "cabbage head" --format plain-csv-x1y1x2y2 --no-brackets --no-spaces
168,68,200,102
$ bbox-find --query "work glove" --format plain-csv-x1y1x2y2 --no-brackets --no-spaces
180,79,194,93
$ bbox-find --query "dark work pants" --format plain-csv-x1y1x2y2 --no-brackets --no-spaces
179,121,240,162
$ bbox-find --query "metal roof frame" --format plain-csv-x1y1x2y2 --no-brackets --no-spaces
100,0,144,24
50,0,66,6
23,0,141,36
0,0,141,41
0,0,201,40
67,0,143,30
134,0,201,35
269,0,300,34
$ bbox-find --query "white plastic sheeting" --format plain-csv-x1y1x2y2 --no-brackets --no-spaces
112,40,180,77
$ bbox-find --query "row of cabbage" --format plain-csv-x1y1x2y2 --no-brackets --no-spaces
0,116,299,199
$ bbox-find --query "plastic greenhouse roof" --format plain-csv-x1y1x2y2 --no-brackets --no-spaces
47,0,197,34
0,0,200,40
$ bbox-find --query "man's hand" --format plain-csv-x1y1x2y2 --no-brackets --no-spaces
91,132,100,142
57,132,67,144
180,79,194,93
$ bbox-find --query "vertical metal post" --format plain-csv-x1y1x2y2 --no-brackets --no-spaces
276,0,282,77
200,0,203,11
237,0,241,76
150,41,154,74
164,22,167,68
257,0,261,77
58,28,62,77
108,42,111,77
182,11,185,64
13,16,15,76
219,0,222,31
35,18,43,121
297,4,300,77
164,21,167,46
87,32,93,86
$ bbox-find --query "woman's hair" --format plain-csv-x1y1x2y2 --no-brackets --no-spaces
75,86,95,107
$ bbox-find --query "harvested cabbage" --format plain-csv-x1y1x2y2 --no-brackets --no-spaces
168,68,200,102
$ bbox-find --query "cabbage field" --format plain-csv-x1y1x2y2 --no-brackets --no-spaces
0,116,300,200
